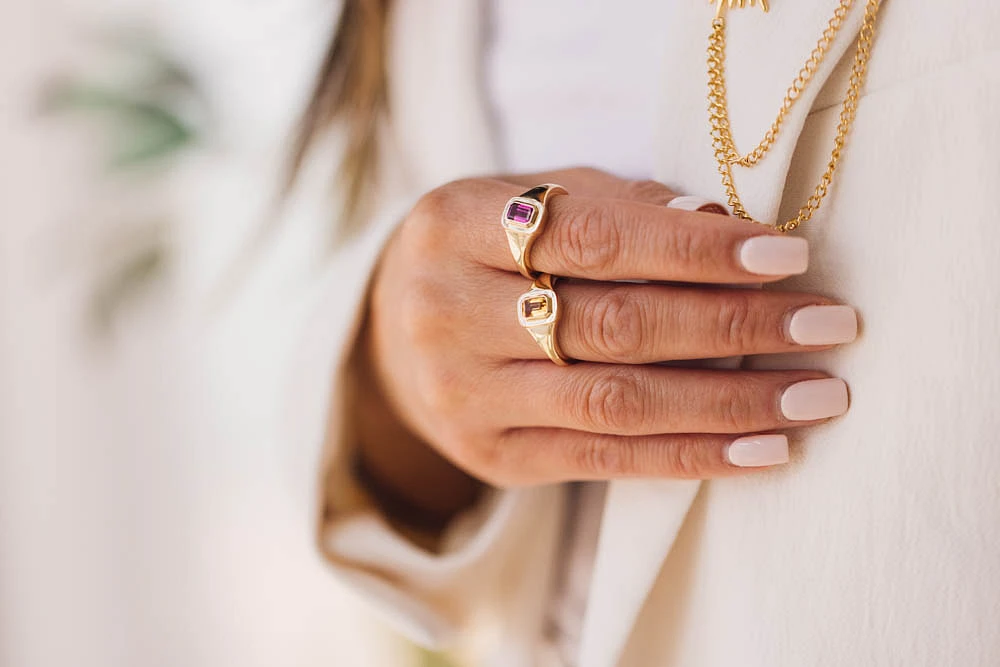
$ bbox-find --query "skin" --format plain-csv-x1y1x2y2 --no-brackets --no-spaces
350,167,851,523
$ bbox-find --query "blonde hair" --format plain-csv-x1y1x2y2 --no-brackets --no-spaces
289,0,393,241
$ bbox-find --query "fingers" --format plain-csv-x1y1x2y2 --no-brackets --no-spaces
480,429,788,485
492,278,858,363
446,179,807,283
496,363,849,436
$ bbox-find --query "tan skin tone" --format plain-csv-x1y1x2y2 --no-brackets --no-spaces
350,168,851,522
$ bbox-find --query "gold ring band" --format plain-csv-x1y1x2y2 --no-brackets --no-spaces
501,183,568,279
517,273,572,366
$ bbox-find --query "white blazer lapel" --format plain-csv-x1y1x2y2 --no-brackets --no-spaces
654,0,870,219
580,3,868,665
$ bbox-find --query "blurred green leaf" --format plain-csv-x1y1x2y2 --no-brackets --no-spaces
39,26,204,336
40,82,195,168
110,107,193,168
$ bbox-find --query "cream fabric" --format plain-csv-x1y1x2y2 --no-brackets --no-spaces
290,1,1000,665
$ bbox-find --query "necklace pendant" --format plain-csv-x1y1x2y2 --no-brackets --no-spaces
712,0,770,18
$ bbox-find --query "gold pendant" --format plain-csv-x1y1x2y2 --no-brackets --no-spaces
711,0,770,18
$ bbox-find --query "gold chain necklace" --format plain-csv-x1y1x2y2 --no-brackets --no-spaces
707,0,883,232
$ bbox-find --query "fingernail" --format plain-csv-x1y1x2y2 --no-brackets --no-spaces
788,305,859,346
781,378,849,421
727,434,789,467
667,196,730,216
739,236,809,276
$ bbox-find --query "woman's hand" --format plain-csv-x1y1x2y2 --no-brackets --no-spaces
352,168,857,520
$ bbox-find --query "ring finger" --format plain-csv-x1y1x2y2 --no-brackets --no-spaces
492,362,849,436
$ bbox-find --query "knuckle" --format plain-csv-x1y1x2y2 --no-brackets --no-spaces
404,208,445,258
621,179,673,204
409,186,451,229
588,290,646,362
432,421,472,458
664,223,709,271
479,446,522,488
716,378,763,431
451,431,501,479
575,439,634,477
405,181,471,251
462,432,528,488
412,179,469,217
557,211,620,275
663,440,706,479
716,293,763,351
579,371,646,433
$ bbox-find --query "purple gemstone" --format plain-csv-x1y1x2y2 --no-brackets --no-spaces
505,201,536,226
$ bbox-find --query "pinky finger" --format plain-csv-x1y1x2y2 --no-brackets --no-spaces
496,429,790,485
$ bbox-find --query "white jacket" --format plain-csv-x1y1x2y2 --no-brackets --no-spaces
289,1,1000,665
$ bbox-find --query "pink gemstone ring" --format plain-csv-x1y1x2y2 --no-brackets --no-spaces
501,183,568,279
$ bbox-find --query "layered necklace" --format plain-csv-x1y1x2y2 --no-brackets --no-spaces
706,0,884,232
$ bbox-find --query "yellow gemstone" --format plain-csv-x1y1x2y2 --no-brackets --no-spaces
522,296,552,322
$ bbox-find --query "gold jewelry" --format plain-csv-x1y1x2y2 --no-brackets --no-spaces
707,0,883,232
501,184,568,279
517,273,572,366
713,0,770,13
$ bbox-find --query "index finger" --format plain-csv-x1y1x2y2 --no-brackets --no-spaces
467,181,809,284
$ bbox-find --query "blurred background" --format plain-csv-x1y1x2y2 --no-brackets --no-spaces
1,0,415,664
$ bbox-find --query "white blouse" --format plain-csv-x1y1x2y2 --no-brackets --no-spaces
486,0,674,180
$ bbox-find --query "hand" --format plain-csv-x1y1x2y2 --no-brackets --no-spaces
352,168,856,520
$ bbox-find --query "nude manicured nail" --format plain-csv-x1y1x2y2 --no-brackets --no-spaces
788,305,859,346
727,434,789,468
739,236,809,276
667,196,730,216
781,378,849,421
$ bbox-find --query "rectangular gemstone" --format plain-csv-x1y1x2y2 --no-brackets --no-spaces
505,201,537,226
522,295,552,322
